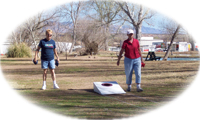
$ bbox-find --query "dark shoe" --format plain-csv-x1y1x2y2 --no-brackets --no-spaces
137,88,143,92
127,87,131,92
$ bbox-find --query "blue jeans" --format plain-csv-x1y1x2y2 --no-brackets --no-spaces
124,57,141,85
41,59,55,69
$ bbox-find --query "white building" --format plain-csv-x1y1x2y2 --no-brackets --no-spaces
0,42,11,55
166,42,192,52
177,42,188,52
140,37,164,52
56,42,72,53
108,46,121,52
140,37,163,46
73,45,82,51
139,37,196,52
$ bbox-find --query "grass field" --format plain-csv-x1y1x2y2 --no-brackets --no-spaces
0,53,199,119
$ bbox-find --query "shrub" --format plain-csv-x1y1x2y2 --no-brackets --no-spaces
7,43,32,58
85,41,98,55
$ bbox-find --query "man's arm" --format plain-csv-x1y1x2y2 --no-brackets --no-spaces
34,46,41,62
53,49,59,62
117,48,125,66
138,47,144,63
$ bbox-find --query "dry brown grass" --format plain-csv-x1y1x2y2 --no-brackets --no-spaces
0,55,199,119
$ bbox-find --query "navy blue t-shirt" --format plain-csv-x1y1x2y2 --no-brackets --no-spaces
38,39,56,61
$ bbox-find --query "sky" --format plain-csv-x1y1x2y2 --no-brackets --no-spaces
0,0,200,120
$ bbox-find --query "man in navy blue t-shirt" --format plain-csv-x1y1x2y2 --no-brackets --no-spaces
34,29,60,90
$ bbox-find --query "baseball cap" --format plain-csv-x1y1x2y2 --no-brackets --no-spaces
127,29,134,34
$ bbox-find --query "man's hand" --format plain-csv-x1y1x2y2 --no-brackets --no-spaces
57,57,60,63
34,58,37,63
141,62,145,67
117,60,120,66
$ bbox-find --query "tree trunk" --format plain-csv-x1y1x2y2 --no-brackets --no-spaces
135,25,142,41
137,24,142,41
19,32,22,44
191,41,195,51
163,25,180,61
189,36,195,51
104,38,108,51
135,26,138,40
31,32,37,50
69,28,76,53
137,5,143,41
104,26,109,51
66,52,68,60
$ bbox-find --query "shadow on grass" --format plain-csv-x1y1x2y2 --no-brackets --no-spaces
13,88,33,90
2,65,126,76
0,58,32,61
14,86,182,119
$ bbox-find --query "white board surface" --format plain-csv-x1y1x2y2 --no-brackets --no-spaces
93,81,126,95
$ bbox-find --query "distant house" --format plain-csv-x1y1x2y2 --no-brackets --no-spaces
0,42,11,55
140,37,164,52
108,46,121,52
56,42,72,53
140,36,197,52
140,37,163,46
73,45,82,51
30,41,72,53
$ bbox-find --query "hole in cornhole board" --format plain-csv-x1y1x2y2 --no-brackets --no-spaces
101,83,113,87
93,81,126,95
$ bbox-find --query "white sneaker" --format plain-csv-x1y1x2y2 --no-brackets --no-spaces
54,84,59,89
41,85,46,90
137,87,143,92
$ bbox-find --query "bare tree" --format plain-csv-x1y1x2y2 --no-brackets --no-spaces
88,0,122,51
8,26,29,45
8,8,61,50
75,19,106,52
117,2,155,41
162,19,181,61
10,31,18,43
61,1,83,53
23,10,61,49
51,21,72,53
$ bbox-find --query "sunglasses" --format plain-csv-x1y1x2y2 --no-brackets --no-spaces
47,34,52,37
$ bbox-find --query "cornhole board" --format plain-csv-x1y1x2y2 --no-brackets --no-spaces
93,81,126,95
